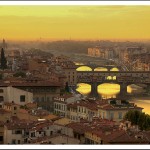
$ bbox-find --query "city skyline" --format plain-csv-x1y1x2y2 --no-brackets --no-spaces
0,6,150,41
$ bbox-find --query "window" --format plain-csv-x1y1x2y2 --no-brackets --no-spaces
0,136,3,142
0,89,3,93
110,113,114,120
41,97,44,102
20,95,25,102
18,140,20,144
14,106,17,110
36,97,39,102
0,96,4,102
12,139,16,144
15,130,22,134
102,112,105,119
31,132,35,137
118,112,123,119
47,97,50,102
50,131,53,135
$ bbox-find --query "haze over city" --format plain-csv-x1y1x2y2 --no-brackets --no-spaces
0,6,150,41
0,4,150,145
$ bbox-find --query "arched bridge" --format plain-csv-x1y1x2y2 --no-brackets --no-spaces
77,71,150,98
76,64,122,71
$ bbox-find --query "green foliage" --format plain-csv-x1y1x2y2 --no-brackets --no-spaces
124,110,150,130
0,48,7,70
13,71,26,78
65,82,70,93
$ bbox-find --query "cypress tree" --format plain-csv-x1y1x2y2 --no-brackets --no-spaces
0,48,7,70
65,82,70,93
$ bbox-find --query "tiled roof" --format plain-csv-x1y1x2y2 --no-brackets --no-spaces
0,109,11,114
109,131,150,144
67,118,117,134
68,99,107,111
99,104,143,110
29,121,53,131
0,81,61,87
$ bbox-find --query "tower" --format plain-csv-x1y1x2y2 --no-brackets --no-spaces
2,39,7,50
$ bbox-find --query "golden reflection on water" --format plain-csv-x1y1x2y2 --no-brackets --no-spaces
94,67,108,71
76,83,132,98
76,66,132,98
76,66,150,114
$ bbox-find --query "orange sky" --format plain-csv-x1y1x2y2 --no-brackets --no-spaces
0,6,150,41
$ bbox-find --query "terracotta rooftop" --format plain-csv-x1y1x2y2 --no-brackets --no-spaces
67,118,117,134
67,99,107,111
5,120,34,130
29,121,53,131
99,103,143,110
0,80,61,87
109,131,150,144
4,102,20,107
0,108,11,114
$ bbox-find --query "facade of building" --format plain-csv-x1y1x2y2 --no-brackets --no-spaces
0,86,33,107
67,99,104,122
98,99,143,122
53,95,81,117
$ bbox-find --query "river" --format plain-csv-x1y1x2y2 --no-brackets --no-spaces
76,66,150,115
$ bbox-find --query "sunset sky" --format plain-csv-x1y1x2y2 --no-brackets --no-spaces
0,6,150,41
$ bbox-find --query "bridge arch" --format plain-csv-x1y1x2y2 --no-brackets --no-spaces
76,83,91,95
94,67,108,71
110,67,119,71
76,66,92,71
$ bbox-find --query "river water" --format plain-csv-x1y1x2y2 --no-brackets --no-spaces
76,66,150,115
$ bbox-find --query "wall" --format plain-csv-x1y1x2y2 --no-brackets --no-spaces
0,87,33,105
4,126,24,144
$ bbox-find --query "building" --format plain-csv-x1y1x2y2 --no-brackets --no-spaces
3,118,78,144
67,117,118,144
88,47,105,58
62,62,77,86
53,94,81,117
0,122,4,144
0,80,61,113
98,99,143,122
67,99,105,122
0,86,33,107
28,59,49,73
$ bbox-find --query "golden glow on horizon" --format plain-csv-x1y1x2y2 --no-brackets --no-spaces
0,6,150,41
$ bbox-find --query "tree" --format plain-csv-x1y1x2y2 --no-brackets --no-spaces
65,82,70,93
124,110,150,130
0,48,7,70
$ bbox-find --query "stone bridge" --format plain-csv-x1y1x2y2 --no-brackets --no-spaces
76,64,122,71
76,71,150,98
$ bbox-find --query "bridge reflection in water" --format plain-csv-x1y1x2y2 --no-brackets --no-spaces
76,83,132,99
76,67,141,98
76,66,150,115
